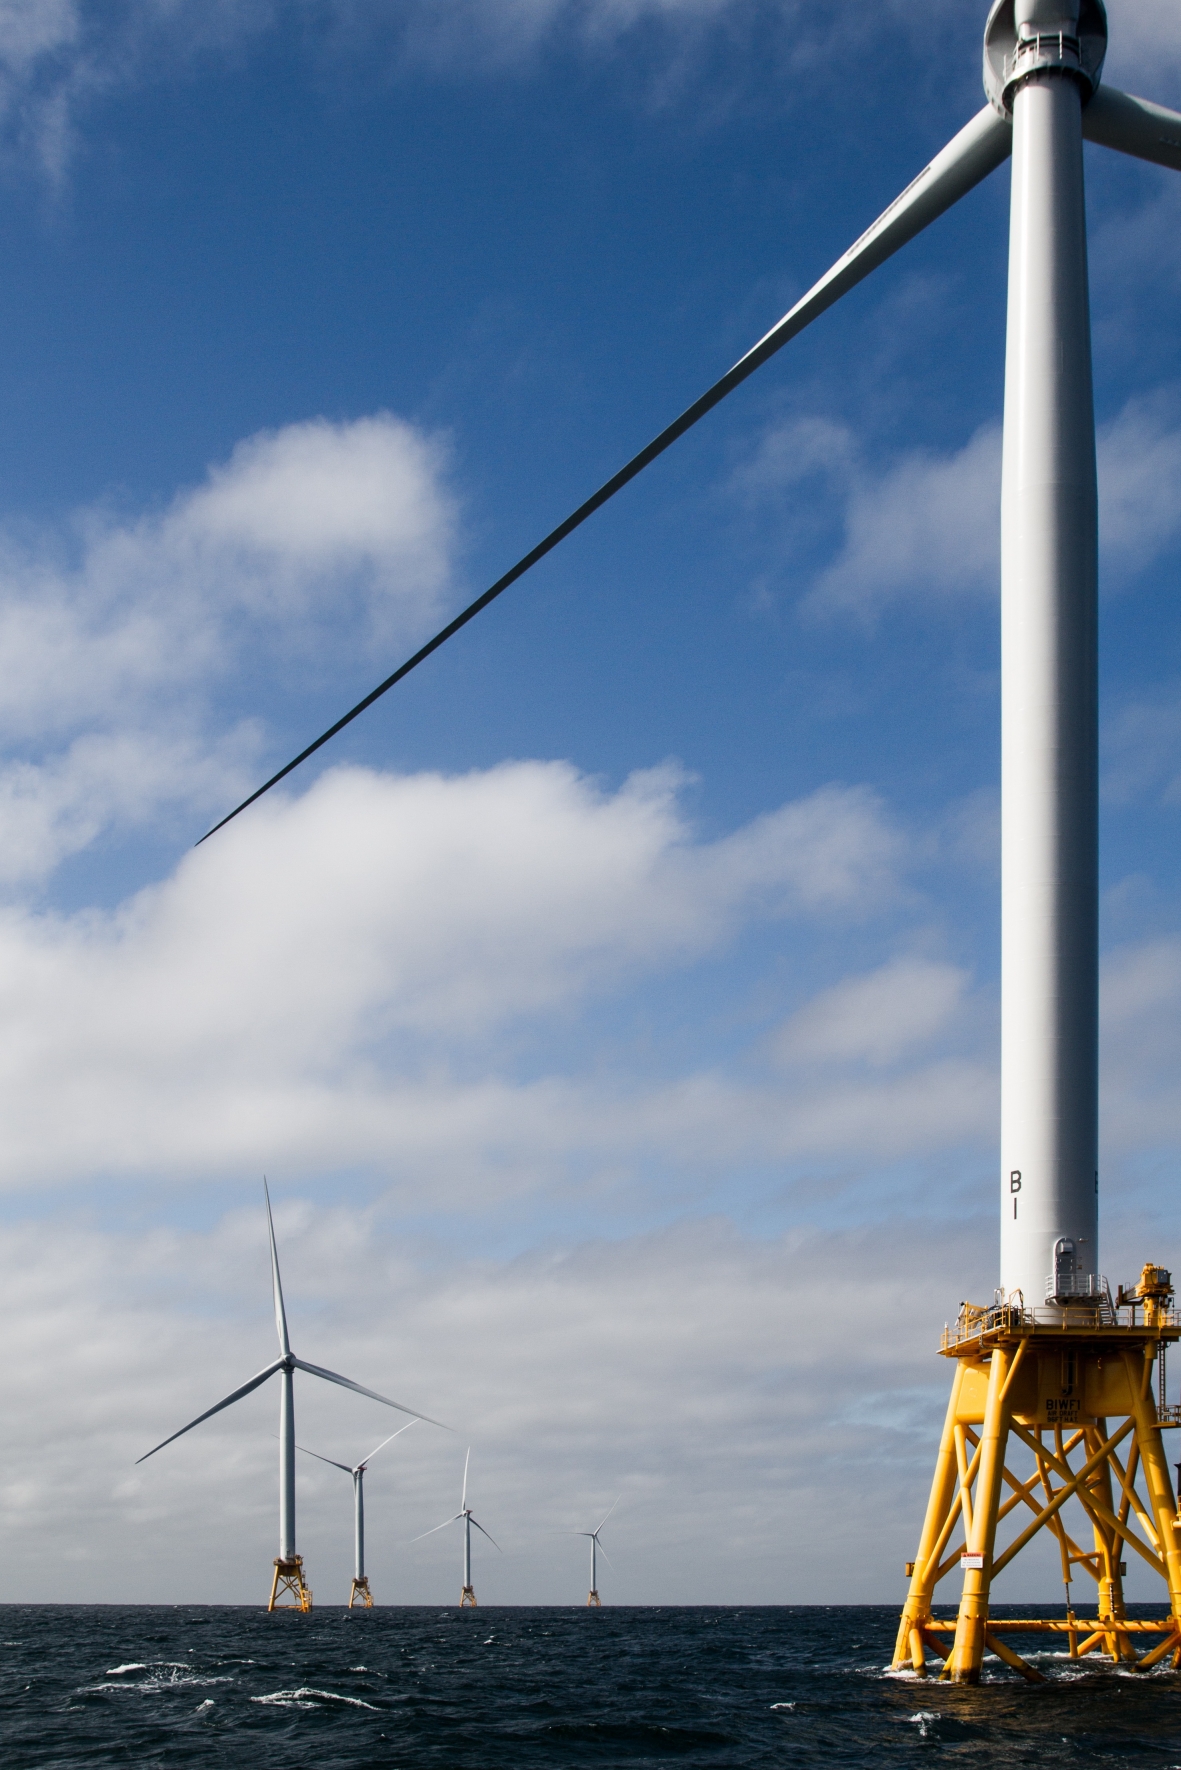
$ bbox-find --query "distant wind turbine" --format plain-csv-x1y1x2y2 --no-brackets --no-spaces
136,1182,444,1611
413,1448,500,1606
574,1499,618,1607
295,1419,419,1607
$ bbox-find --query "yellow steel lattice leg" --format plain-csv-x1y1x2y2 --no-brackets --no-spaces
460,1586,477,1607
947,1343,1015,1683
893,1361,969,1671
268,1556,313,1612
349,1577,374,1608
587,1590,602,1607
1124,1347,1181,1657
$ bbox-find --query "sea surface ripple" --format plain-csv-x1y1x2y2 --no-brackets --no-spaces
2,1603,1180,1768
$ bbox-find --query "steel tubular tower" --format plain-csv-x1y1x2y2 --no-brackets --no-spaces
999,3,1099,1312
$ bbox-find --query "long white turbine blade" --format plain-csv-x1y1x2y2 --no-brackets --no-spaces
717,104,1011,386
263,1179,291,1356
291,1357,448,1428
595,1496,621,1535
135,1358,286,1463
468,1515,502,1552
358,1418,420,1470
410,1514,463,1544
198,104,1011,846
461,1446,470,1512
1083,86,1181,174
293,1441,353,1474
596,1538,617,1573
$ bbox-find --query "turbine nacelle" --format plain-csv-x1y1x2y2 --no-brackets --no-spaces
984,0,1107,115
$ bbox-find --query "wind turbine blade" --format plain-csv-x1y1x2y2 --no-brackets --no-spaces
410,1514,463,1543
1082,85,1181,174
196,104,1010,844
135,1358,285,1463
293,1441,353,1473
596,1495,621,1534
290,1358,448,1428
469,1515,502,1552
263,1180,291,1356
598,1541,617,1572
360,1418,420,1469
461,1446,470,1513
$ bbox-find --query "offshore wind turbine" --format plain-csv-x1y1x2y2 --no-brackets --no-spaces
575,1499,618,1607
413,1448,500,1606
199,1,1181,1682
137,1184,443,1611
295,1419,419,1607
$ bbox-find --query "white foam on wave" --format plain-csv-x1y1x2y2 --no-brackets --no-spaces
105,1664,148,1676
251,1687,379,1711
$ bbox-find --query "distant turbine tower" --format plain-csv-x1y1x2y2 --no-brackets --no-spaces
199,0,1181,1682
575,1498,618,1606
413,1448,500,1606
295,1419,419,1607
137,1183,444,1611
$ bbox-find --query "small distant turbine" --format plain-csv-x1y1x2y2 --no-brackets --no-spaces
413,1447,500,1606
136,1182,444,1611
574,1499,618,1607
295,1419,419,1607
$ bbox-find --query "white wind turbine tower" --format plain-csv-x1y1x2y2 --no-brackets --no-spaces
295,1419,419,1607
575,1498,618,1607
201,0,1181,1682
137,1184,444,1611
413,1448,500,1606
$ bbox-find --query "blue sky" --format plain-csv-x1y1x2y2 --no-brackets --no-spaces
1,0,1180,1607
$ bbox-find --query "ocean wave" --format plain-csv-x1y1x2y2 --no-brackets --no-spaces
250,1687,380,1711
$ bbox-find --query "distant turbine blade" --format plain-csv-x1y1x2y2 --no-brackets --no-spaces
596,1495,621,1534
263,1179,291,1356
360,1418,420,1469
1082,85,1181,173
291,1357,448,1428
135,1358,285,1463
461,1446,470,1512
469,1515,502,1552
410,1514,463,1543
294,1441,353,1473
598,1542,616,1573
196,104,1010,843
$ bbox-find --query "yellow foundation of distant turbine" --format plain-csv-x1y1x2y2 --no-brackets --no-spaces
587,1589,601,1607
349,1576,374,1608
269,1556,313,1612
895,1264,1181,1682
460,1585,477,1607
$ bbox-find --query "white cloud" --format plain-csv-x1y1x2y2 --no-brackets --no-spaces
0,411,455,881
0,0,1001,174
1097,392,1181,574
747,390,1181,620
774,955,968,1068
808,423,1002,619
1100,935,1181,1153
0,759,922,1190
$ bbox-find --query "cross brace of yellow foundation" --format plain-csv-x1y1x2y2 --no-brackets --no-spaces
894,1302,1181,1684
268,1556,313,1612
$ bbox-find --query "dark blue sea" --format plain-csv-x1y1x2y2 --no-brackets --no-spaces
3,1605,1180,1768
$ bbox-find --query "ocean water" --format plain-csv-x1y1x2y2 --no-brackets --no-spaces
2,1604,1180,1768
